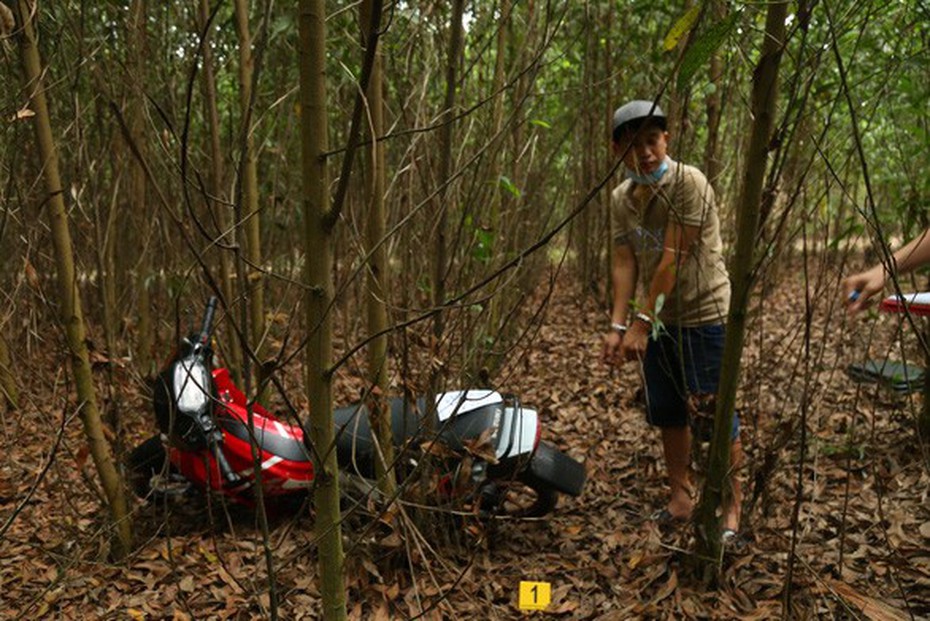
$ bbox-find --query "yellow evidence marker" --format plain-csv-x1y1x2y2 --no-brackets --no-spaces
518,581,551,611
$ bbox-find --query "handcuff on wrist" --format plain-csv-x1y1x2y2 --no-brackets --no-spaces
611,310,655,336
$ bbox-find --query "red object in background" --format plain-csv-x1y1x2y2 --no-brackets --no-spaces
879,292,930,316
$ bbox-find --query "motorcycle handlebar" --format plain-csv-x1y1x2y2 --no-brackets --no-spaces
199,296,218,345
212,440,241,485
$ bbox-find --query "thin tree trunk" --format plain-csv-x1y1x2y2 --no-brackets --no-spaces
921,323,930,442
920,222,930,442
503,0,536,269
93,175,122,437
665,1,696,149
490,0,510,236
92,97,121,378
128,0,153,377
695,0,788,582
0,330,17,411
604,2,617,311
579,1,595,289
702,0,725,190
298,2,347,618
15,0,132,558
227,9,279,614
135,272,152,373
200,0,241,384
360,0,396,498
2,0,21,414
233,0,266,389
101,183,120,357
481,0,510,377
430,0,466,399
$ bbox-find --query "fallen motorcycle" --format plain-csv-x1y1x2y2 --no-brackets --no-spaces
127,297,586,518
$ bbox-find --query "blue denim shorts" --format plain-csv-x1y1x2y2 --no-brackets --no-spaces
642,323,740,439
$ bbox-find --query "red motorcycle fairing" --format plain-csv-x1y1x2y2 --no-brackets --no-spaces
168,367,314,501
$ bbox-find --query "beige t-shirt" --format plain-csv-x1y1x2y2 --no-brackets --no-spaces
610,159,730,326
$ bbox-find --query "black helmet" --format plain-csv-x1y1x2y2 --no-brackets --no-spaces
611,100,667,142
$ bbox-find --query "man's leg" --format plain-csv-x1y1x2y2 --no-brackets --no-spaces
683,325,743,534
643,327,693,520
661,425,693,520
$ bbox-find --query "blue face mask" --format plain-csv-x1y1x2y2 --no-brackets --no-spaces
625,159,669,185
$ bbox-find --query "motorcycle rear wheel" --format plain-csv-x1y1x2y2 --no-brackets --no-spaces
520,441,586,497
481,442,584,518
479,480,559,519
127,436,189,500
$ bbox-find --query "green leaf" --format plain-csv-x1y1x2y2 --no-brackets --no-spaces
677,11,740,91
654,293,665,315
416,274,432,295
498,175,522,198
664,4,701,51
472,228,494,264
270,14,295,41
529,119,552,129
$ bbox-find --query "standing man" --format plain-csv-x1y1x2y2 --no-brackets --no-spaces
601,100,742,538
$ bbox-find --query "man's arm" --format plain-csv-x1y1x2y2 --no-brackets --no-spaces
620,220,701,361
611,242,638,325
602,242,637,366
845,226,930,314
893,227,930,273
644,221,701,317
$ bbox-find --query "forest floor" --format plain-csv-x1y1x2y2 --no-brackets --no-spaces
2,266,930,620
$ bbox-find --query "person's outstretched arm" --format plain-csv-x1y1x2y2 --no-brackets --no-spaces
844,227,930,314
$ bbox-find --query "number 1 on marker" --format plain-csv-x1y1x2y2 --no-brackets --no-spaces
519,581,551,610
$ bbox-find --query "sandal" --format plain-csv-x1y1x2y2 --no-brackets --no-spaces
650,508,689,526
720,528,748,551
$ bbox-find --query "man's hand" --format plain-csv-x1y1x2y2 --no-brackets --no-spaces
843,265,884,315
619,321,649,362
602,330,623,367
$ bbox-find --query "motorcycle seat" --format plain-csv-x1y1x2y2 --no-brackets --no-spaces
220,416,312,463
333,397,425,478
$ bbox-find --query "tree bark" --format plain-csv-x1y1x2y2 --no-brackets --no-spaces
477,0,511,379
234,0,266,389
579,1,595,290
93,175,122,436
360,0,396,498
702,0,726,190
128,0,153,377
665,1,696,150
430,0,466,399
199,0,241,383
0,330,17,411
298,2,347,618
604,1,618,311
490,0,510,237
695,0,788,582
15,0,133,558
